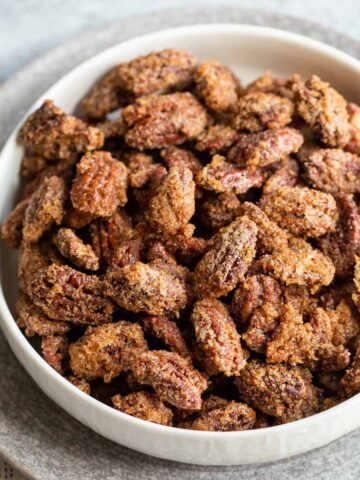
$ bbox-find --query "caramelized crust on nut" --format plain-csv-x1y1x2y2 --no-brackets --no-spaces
191,298,245,376
19,100,104,159
71,151,128,217
112,391,173,426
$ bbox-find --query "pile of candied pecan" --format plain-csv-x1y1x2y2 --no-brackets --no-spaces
2,48,360,431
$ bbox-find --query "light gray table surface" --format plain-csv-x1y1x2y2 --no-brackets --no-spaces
1,0,360,84
1,2,360,480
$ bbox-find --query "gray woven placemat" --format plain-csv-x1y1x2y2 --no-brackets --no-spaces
1,7,360,480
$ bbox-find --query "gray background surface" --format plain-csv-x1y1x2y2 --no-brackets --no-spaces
1,2,360,479
1,0,360,83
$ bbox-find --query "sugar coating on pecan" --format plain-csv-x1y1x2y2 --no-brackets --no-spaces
232,92,294,132
187,398,256,431
302,148,360,194
352,256,360,312
71,151,128,217
236,360,319,422
257,237,335,293
227,128,303,168
131,350,207,410
22,176,66,243
293,75,351,148
67,376,91,395
18,242,49,294
20,152,48,177
148,166,195,237
104,261,187,316
341,344,360,396
28,264,114,324
41,335,69,374
112,391,173,426
122,93,207,150
191,298,245,376
55,228,99,271
16,293,70,337
160,146,202,174
196,154,265,194
262,157,299,194
82,49,196,119
259,186,338,238
199,192,241,230
194,60,238,113
69,321,147,382
142,315,191,359
1,197,31,248
195,124,238,154
319,194,360,278
238,202,289,254
194,216,257,298
345,102,360,154
18,100,104,159
246,71,298,99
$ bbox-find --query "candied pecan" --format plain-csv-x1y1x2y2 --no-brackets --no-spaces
41,335,69,374
235,360,319,422
259,186,338,238
106,239,142,270
142,316,191,359
283,285,318,316
18,243,49,294
22,176,66,243
227,128,303,169
131,350,207,410
341,344,360,396
112,391,173,426
232,92,294,132
126,151,158,188
345,102,360,154
122,93,207,150
71,152,128,218
231,274,282,323
18,100,104,159
63,207,94,229
160,146,202,174
20,152,48,177
187,399,256,431
262,157,299,194
293,75,351,148
69,321,147,382
319,194,360,278
28,264,114,324
257,237,335,293
242,304,279,353
352,256,360,311
148,166,195,237
194,59,238,113
191,298,245,376
246,71,297,99
193,216,257,298
68,376,91,395
1,197,31,248
16,294,70,337
104,261,187,316
266,303,318,367
302,148,360,194
199,192,241,230
55,228,99,271
167,234,208,264
238,202,288,254
195,124,238,154
196,154,265,194
82,49,196,119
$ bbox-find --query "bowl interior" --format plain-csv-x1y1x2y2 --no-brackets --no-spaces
1,24,360,465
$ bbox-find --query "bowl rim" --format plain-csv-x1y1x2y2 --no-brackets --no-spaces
1,22,360,441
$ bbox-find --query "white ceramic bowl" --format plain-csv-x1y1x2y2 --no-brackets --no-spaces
1,24,360,466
